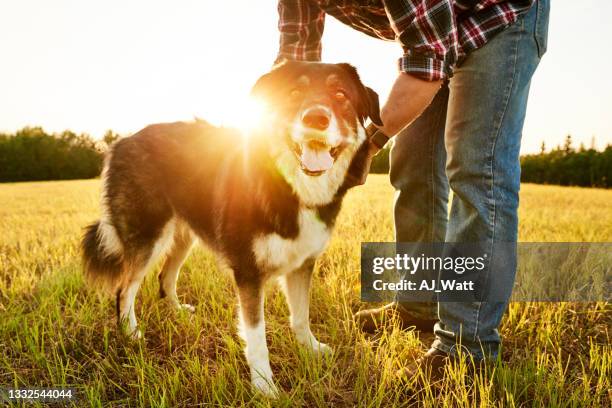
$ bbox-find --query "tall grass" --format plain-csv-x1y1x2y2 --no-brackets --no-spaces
0,176,610,406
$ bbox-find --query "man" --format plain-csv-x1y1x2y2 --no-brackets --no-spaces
275,0,549,379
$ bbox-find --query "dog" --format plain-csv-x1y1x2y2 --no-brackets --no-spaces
81,60,382,396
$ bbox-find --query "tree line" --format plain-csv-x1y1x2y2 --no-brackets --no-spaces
519,136,611,188
370,135,611,188
0,128,610,187
0,127,119,182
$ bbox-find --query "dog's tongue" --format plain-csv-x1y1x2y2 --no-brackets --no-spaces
300,145,334,172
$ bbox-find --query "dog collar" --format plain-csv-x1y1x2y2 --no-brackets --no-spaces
365,123,390,149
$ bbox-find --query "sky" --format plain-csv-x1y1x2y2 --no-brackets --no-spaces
0,0,610,153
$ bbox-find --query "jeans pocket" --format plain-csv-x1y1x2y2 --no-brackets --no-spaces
534,0,550,58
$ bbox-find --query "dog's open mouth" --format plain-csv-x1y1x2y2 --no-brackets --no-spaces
291,139,344,177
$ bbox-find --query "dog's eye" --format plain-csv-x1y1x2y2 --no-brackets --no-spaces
335,90,347,100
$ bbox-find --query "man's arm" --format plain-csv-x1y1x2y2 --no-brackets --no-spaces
276,0,325,63
351,73,440,186
373,0,456,138
386,0,458,82
379,73,442,137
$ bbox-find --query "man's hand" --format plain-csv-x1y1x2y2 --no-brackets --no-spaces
354,139,381,185
343,138,378,187
379,73,443,137
352,73,442,187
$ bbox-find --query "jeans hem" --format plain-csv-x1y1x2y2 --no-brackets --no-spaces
431,336,497,361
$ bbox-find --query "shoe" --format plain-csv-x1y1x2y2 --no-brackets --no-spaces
354,302,437,333
397,348,488,385
396,348,452,384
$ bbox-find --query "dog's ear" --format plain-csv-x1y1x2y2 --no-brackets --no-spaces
250,71,274,100
364,86,383,126
336,63,384,126
250,60,289,101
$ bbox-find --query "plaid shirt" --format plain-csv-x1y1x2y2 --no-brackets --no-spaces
276,0,534,81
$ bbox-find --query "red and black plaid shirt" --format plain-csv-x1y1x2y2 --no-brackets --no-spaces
277,0,534,81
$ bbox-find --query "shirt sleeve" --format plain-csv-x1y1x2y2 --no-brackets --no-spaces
383,0,458,81
276,0,326,64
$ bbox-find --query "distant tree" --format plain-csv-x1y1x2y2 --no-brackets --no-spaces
563,134,573,154
103,130,121,148
0,127,104,182
370,143,391,174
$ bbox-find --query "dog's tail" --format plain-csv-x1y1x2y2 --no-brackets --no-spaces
81,221,124,294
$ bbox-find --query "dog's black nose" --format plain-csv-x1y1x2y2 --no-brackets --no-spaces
301,107,330,130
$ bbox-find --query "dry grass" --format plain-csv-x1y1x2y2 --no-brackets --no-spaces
0,176,610,407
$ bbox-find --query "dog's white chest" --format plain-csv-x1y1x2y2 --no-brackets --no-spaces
253,209,330,274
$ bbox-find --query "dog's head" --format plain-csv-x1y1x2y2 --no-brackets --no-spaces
251,61,381,205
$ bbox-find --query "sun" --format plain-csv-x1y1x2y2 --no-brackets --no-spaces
220,95,268,134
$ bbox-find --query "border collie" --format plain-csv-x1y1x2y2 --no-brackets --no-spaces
82,61,381,396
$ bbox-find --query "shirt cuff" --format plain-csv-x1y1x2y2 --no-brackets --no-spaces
276,49,322,64
398,51,450,81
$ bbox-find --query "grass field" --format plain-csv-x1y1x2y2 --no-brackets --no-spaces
1,176,610,407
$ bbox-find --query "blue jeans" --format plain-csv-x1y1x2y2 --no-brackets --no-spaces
390,1,549,360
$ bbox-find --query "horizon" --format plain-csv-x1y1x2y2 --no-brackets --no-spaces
0,1,610,154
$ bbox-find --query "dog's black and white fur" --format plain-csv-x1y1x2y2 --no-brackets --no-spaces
82,61,382,395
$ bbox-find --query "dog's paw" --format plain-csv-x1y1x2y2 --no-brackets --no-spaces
298,335,333,356
166,297,196,313
119,320,143,341
311,341,333,356
128,329,143,341
251,376,279,398
177,303,196,313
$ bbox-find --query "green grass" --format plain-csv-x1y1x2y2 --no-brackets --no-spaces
0,176,610,407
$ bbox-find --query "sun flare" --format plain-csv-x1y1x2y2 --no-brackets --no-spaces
220,96,268,135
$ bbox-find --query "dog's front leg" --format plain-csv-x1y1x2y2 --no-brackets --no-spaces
236,280,278,397
158,226,195,312
280,259,332,355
